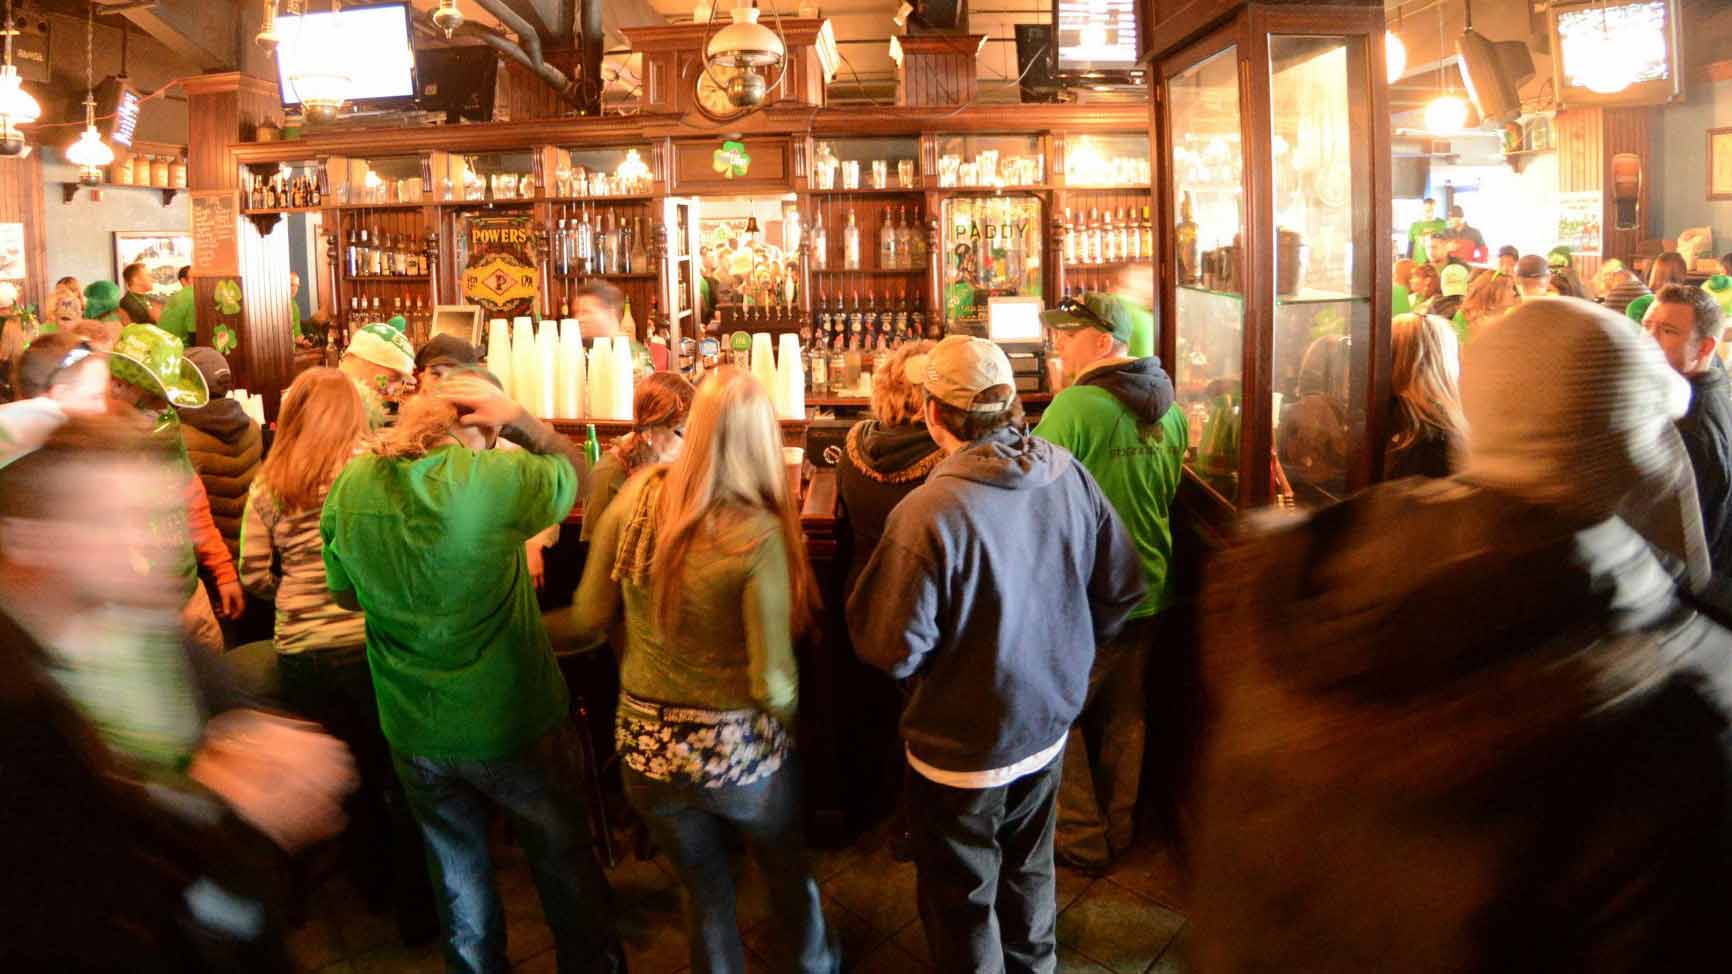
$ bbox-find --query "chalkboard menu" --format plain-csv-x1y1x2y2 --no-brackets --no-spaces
191,191,239,275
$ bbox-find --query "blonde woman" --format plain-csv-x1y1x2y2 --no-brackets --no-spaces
1384,313,1467,480
1457,269,1519,344
573,367,837,974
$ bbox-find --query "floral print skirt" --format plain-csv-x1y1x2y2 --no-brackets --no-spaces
615,691,790,789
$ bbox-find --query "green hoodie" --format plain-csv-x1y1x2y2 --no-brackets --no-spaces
1033,357,1188,618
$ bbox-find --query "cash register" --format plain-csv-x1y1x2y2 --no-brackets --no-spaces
986,296,1048,394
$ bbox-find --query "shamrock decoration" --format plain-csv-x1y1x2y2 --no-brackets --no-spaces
213,279,243,315
213,323,238,354
712,140,751,180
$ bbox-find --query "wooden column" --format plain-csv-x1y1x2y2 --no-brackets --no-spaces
895,34,986,108
182,72,294,417
0,153,48,307
1555,105,1654,276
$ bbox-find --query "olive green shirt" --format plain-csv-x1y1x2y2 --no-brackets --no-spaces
572,471,799,727
578,452,629,543
322,443,577,760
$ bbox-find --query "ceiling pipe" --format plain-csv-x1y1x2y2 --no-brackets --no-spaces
471,0,547,69
579,0,602,114
454,22,584,107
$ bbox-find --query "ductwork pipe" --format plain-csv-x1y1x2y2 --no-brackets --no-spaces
455,22,583,107
579,0,602,114
472,0,546,68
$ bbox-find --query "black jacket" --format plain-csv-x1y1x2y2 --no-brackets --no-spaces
1383,423,1454,480
847,427,1145,772
1193,479,1732,972
835,420,942,591
1677,364,1732,575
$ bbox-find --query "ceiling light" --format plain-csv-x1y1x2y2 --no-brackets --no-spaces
286,0,350,122
892,2,912,28
707,0,785,69
65,2,109,181
1424,93,1469,131
431,0,463,39
0,0,40,156
255,0,279,49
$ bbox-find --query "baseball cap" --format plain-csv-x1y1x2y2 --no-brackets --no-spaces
1440,264,1471,297
184,346,234,398
347,322,416,376
415,333,479,372
1496,245,1520,260
1040,293,1135,345
1547,246,1573,269
924,335,1015,413
1516,255,1550,280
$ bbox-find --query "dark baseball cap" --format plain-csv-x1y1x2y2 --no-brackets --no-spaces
1040,293,1135,345
415,333,479,372
1497,245,1520,259
1515,255,1550,280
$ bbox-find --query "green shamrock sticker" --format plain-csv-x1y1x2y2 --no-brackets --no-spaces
213,323,238,354
712,140,751,179
213,279,243,315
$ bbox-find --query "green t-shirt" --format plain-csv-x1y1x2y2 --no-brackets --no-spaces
1033,366,1189,618
321,444,579,760
1408,218,1447,259
291,300,302,339
1393,283,1412,316
156,287,196,344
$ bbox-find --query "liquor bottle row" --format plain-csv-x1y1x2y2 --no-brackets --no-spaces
344,294,432,329
346,228,429,278
1061,206,1154,266
248,172,322,211
810,206,928,271
550,206,651,278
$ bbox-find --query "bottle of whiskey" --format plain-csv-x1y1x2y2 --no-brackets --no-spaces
879,207,898,271
1176,194,1199,284
843,210,862,271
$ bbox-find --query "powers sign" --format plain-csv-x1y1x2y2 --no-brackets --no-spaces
460,213,538,318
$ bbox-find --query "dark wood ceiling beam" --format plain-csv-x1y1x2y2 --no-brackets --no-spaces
95,0,239,70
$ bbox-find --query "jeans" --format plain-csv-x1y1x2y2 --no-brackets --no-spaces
1056,615,1160,866
279,645,436,940
393,726,624,974
623,758,836,974
907,752,1063,974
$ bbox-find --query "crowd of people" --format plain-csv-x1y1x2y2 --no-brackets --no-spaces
7,223,1732,974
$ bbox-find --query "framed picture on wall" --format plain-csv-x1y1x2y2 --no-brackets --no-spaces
113,231,193,300
1712,127,1732,201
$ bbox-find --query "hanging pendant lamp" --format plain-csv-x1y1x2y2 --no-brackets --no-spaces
64,2,111,182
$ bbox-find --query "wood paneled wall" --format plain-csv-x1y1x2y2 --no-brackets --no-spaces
0,153,47,307
184,73,296,417
1555,105,1654,276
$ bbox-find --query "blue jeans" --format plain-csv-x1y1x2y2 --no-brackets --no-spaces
392,726,624,974
623,758,837,974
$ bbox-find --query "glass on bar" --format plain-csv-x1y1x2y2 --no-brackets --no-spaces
871,159,888,190
897,159,916,188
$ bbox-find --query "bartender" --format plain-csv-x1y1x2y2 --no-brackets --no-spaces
1406,198,1447,260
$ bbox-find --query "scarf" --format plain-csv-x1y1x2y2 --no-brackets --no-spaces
612,467,667,588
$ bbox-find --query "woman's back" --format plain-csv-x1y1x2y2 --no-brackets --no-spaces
585,469,797,722
240,478,365,653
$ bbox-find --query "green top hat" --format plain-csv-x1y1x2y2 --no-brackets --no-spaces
84,280,122,320
110,323,208,408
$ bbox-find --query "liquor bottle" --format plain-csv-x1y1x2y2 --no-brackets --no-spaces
619,216,635,274
555,218,569,278
585,424,601,466
1176,194,1199,284
1090,208,1106,265
392,296,404,322
371,294,382,313
629,216,648,275
1103,210,1118,263
1117,208,1132,262
375,227,389,275
1128,207,1143,261
354,227,370,276
879,207,897,271
811,212,827,269
310,177,322,207
345,228,360,279
575,208,594,275
1142,206,1155,263
843,209,861,270
809,340,830,396
1063,207,1077,265
863,288,879,341
620,297,637,345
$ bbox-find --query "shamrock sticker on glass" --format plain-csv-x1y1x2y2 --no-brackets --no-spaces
213,323,238,355
213,279,243,315
712,140,751,180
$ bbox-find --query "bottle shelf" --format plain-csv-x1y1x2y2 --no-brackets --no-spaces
1063,260,1154,271
242,206,323,216
805,187,927,196
347,275,431,282
810,267,927,275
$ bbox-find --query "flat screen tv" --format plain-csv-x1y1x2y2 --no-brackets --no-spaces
1053,0,1144,83
1547,0,1681,108
276,2,418,113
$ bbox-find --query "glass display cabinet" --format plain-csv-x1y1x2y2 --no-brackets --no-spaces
940,194,1044,335
1155,3,1391,515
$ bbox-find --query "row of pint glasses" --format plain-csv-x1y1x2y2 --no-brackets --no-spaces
813,142,918,191
486,317,634,421
746,331,807,422
937,150,1043,189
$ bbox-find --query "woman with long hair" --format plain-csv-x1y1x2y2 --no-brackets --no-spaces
573,367,836,974
1408,263,1441,314
1457,268,1518,343
239,367,433,936
1385,313,1467,479
1649,251,1689,293
579,371,695,543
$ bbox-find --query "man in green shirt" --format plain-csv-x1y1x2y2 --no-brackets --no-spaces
1406,197,1447,261
153,267,195,343
321,370,622,973
1034,292,1189,872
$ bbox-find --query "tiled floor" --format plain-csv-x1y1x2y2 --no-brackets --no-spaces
291,829,1190,974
